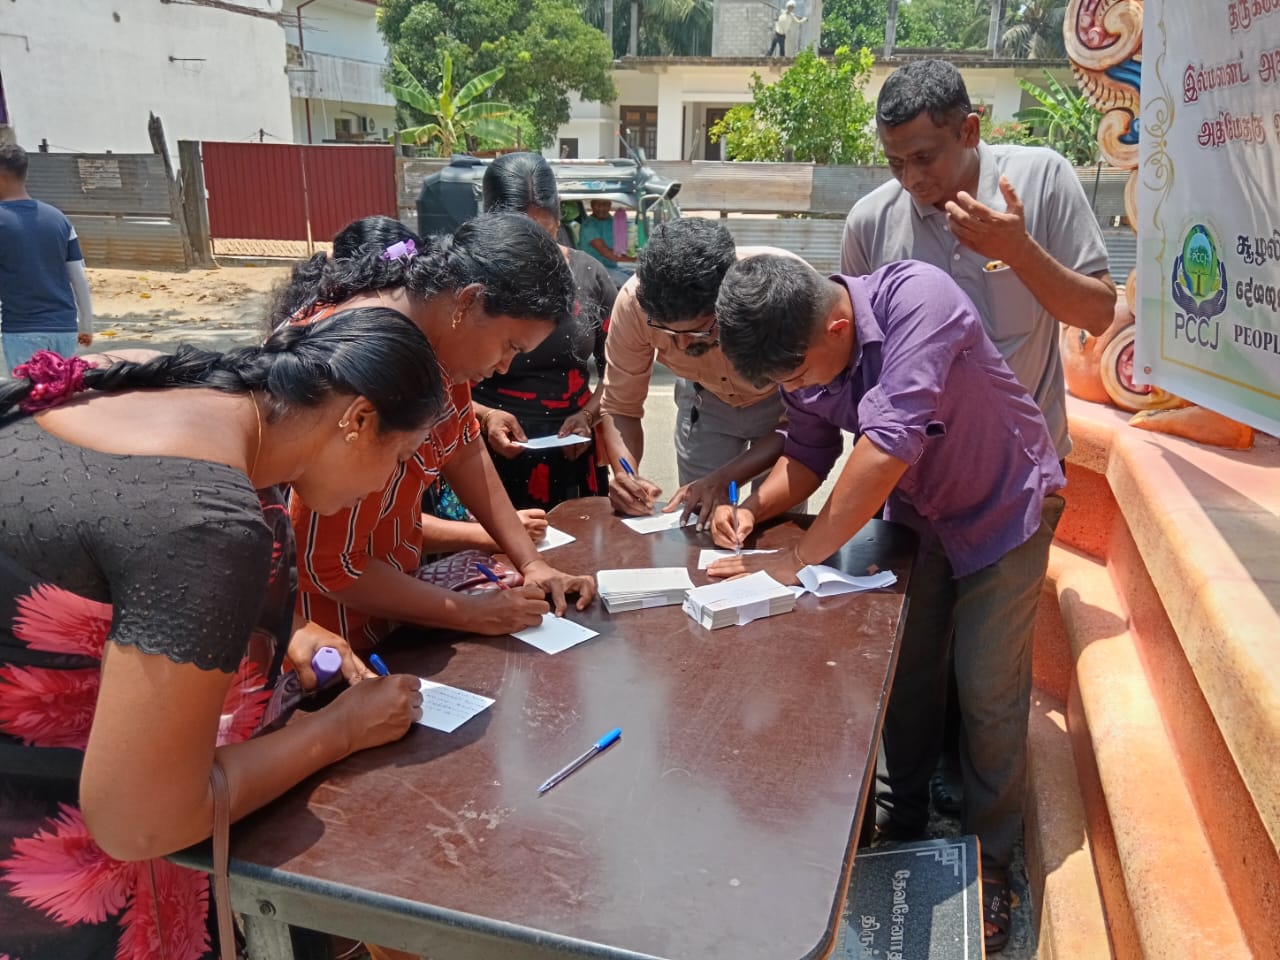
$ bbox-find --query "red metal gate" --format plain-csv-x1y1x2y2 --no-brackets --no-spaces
201,142,397,245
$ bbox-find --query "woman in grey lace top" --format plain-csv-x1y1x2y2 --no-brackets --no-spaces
0,309,445,960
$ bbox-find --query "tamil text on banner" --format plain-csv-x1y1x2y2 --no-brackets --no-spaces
1136,0,1280,435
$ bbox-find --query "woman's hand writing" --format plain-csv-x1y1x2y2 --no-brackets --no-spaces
465,584,550,634
324,673,423,754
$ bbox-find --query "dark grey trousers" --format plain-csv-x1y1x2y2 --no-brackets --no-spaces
672,378,783,486
878,493,1065,870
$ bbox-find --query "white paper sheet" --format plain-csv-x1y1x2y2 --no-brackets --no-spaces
415,679,495,733
535,525,576,552
795,565,898,597
516,434,592,450
619,511,694,534
695,548,779,569
512,614,600,654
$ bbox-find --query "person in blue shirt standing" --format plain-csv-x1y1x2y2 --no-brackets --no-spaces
0,143,95,375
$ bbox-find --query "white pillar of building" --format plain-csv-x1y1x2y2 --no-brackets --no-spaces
655,70,685,160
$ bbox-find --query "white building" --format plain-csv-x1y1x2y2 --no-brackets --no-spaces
281,0,396,144
553,53,1073,162
0,0,294,156
0,0,1069,166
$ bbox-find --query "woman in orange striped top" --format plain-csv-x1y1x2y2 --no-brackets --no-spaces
269,214,597,651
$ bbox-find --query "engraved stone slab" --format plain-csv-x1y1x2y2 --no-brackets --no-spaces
835,836,983,960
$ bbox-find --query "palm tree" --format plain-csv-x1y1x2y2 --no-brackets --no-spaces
893,0,992,52
388,54,519,156
578,0,713,57
1001,0,1067,59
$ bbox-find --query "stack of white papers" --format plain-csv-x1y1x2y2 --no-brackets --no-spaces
597,567,696,613
682,571,796,630
794,565,898,597
513,613,599,654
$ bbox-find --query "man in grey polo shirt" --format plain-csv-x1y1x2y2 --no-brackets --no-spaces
842,59,1116,461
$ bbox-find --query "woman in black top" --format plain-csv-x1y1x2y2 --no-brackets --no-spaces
470,152,617,509
0,310,442,960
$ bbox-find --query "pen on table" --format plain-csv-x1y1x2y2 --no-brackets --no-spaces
728,480,740,555
538,727,622,795
474,562,510,590
368,653,390,677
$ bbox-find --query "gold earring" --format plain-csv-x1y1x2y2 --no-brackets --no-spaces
451,311,463,330
345,431,358,443
338,419,350,429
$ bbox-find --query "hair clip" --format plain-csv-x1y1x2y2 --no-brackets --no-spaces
380,239,417,261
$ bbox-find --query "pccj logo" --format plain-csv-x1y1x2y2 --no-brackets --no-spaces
1172,223,1227,350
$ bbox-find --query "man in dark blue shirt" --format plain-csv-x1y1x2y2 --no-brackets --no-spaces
0,143,95,375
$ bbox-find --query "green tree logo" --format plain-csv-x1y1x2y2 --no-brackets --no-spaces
1172,224,1228,319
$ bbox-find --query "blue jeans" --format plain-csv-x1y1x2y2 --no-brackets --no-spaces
2,331,79,377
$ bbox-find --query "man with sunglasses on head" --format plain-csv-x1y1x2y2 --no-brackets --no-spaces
597,218,797,525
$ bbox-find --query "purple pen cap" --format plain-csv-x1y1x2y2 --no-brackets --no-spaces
310,646,343,688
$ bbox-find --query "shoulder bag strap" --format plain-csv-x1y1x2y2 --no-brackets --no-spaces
210,759,238,960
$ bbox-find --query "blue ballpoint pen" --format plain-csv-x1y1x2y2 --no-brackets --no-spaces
368,653,390,677
538,727,622,795
617,458,654,512
728,480,741,555
474,562,509,590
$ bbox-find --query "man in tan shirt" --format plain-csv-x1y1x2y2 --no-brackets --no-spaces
598,219,792,524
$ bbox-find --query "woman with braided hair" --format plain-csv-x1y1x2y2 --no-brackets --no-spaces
0,309,447,960
267,212,598,654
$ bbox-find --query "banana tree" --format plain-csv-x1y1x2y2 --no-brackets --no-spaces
1014,69,1101,165
388,54,518,156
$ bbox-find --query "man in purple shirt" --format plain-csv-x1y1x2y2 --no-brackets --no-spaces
706,254,1064,954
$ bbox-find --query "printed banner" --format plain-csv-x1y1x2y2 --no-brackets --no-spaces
1136,0,1280,434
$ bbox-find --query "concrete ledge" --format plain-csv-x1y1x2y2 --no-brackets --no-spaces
1066,397,1280,852
1054,543,1252,957
1025,693,1111,960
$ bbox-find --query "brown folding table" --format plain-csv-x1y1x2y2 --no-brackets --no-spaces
177,498,915,959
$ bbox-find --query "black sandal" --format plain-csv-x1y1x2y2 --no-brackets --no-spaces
982,869,1012,954
929,762,963,818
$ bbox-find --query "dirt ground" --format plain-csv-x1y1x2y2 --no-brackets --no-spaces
87,266,291,352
